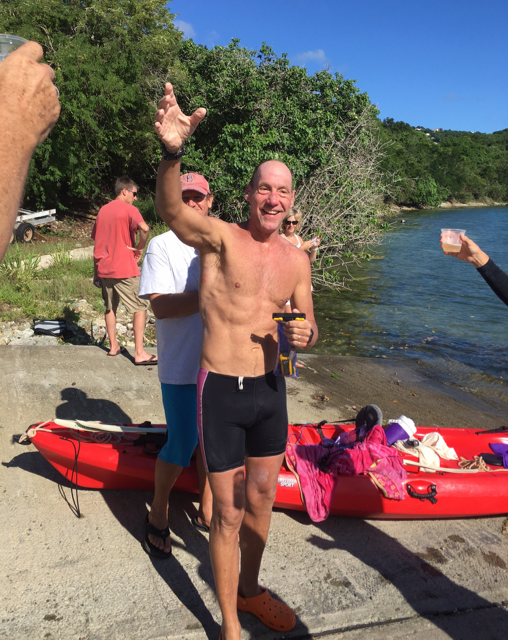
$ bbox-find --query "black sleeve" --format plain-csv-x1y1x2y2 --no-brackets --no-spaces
477,258,508,307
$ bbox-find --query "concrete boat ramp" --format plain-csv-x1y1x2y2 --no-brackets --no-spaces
1,346,507,639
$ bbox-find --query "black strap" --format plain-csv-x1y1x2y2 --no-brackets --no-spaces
407,484,438,504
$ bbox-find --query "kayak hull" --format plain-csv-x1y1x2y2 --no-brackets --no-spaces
26,422,508,520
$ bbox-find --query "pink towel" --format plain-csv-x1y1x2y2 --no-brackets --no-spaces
286,426,407,521
285,442,342,522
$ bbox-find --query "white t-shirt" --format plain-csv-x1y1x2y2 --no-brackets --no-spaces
139,231,202,385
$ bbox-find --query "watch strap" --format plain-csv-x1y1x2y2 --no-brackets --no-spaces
161,142,184,161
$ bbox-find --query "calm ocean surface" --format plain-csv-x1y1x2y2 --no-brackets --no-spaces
310,205,508,407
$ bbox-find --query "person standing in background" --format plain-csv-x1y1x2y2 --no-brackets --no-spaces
92,176,157,365
139,172,214,558
281,208,320,264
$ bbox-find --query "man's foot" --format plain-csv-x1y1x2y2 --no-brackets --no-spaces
107,346,127,357
134,354,158,366
143,513,172,559
237,588,296,631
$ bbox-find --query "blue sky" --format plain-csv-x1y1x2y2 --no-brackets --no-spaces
169,0,507,134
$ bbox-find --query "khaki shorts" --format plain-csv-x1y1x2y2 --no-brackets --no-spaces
100,276,149,313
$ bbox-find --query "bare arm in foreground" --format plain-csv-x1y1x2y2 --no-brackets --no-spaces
0,42,60,261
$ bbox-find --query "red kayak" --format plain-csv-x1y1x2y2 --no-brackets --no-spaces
23,419,508,520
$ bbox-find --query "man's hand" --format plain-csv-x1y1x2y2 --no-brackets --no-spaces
126,246,143,262
282,308,315,349
154,82,206,153
1,41,60,149
441,233,489,268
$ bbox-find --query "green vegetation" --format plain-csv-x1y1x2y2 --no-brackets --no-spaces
176,40,372,221
380,120,508,207
0,252,102,322
0,0,183,210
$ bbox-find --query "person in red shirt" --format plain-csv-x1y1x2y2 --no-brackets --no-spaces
92,176,157,365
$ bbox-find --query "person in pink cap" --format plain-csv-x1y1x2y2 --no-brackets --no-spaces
139,172,214,557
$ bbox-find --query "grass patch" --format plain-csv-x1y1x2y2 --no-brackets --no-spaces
0,256,104,323
1,209,167,325
5,235,93,258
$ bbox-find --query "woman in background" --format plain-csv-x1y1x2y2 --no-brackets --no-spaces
281,208,320,264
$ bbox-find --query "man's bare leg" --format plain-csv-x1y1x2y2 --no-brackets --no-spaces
238,453,285,598
196,447,213,528
133,309,157,364
148,458,183,553
105,307,120,355
208,467,246,640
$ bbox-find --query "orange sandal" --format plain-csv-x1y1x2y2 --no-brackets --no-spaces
237,589,296,632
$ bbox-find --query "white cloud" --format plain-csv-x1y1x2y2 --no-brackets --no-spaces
205,31,220,47
174,20,195,39
295,49,327,64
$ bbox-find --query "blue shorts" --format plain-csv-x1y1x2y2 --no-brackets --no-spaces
158,383,198,467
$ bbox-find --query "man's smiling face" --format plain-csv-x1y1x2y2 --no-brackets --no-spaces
245,161,295,236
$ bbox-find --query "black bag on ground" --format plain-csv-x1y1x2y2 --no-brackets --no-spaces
33,319,70,337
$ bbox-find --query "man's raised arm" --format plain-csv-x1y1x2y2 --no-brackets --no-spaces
155,83,219,251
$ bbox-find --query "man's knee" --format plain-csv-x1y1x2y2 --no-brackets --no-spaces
213,502,245,534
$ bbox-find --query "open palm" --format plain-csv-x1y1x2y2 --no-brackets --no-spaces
154,82,206,152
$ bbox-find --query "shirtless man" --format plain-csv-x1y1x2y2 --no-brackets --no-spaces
155,82,318,640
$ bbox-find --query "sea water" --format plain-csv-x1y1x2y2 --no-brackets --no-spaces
310,206,508,407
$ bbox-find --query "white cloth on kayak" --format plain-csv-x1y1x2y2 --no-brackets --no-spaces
139,231,202,385
394,432,459,473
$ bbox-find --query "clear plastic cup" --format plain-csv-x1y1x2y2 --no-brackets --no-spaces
0,34,28,62
441,228,465,253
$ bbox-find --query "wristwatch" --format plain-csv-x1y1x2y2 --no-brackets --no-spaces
161,142,184,161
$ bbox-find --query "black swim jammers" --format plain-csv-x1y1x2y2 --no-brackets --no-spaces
197,369,288,473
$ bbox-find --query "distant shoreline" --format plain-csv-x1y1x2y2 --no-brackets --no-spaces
390,200,507,213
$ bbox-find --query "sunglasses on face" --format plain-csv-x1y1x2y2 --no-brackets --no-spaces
285,220,298,226
127,189,138,197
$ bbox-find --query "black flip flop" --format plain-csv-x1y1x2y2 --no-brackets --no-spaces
135,355,158,366
191,515,210,533
143,514,172,559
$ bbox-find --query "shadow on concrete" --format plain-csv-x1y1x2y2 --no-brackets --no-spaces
101,489,220,639
283,510,508,640
3,449,74,488
55,387,132,423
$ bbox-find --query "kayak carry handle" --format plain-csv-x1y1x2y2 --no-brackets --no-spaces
406,483,438,504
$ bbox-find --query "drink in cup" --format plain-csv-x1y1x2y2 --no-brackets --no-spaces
441,228,465,253
0,34,28,62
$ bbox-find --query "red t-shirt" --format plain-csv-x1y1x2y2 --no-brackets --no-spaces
92,200,145,279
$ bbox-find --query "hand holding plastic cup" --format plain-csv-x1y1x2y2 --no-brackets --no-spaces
0,34,59,97
0,34,28,62
441,228,465,253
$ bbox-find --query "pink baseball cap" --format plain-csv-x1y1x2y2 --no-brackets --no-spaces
180,173,210,196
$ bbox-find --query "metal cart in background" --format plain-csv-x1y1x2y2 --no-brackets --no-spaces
13,208,56,243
